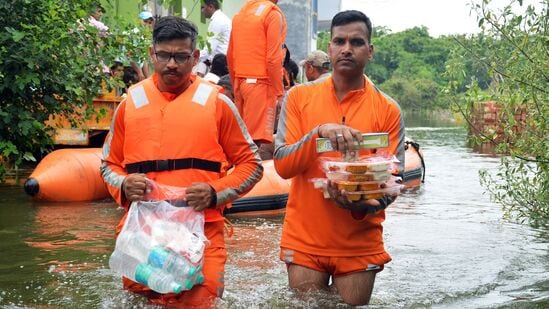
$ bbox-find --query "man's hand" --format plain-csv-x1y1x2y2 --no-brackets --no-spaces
123,173,148,202
186,183,216,211
318,123,363,154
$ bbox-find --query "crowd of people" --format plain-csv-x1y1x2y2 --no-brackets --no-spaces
99,0,403,307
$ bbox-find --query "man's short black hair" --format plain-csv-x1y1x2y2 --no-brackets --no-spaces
90,2,105,14
203,0,220,10
210,53,228,77
153,16,198,49
110,61,123,71
285,59,299,86
123,66,139,89
331,10,373,42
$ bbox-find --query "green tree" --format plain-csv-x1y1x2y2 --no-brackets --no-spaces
446,0,548,222
316,30,330,52
368,27,456,109
0,0,150,179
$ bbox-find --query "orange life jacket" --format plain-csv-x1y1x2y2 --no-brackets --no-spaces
230,0,284,78
123,77,228,222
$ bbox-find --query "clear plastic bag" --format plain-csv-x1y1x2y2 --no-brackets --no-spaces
109,180,209,294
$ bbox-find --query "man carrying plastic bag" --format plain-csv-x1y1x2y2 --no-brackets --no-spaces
110,181,209,295
101,15,263,307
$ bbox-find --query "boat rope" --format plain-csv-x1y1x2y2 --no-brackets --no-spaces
224,217,234,238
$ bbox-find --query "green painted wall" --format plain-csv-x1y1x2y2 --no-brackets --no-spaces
101,0,247,38
177,0,208,34
102,0,141,23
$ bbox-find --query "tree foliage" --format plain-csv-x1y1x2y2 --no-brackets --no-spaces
0,0,151,178
318,26,458,110
446,0,548,222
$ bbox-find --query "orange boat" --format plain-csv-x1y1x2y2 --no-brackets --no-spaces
224,159,290,216
22,148,292,210
24,138,424,212
24,148,109,202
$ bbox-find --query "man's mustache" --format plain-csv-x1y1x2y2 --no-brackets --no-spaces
163,69,179,75
337,57,354,63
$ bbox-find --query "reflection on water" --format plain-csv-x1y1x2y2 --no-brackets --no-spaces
0,114,547,308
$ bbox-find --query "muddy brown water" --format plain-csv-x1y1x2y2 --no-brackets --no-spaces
0,115,547,308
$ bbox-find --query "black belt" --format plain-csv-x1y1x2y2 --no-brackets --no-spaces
126,158,221,174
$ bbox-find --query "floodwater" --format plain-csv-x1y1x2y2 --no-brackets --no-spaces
0,113,547,308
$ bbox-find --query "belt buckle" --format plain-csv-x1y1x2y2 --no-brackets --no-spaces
156,160,169,171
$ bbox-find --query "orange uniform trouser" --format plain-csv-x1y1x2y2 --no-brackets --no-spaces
234,77,277,144
280,247,391,276
123,221,227,308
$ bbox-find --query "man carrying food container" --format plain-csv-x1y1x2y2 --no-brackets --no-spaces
273,10,405,306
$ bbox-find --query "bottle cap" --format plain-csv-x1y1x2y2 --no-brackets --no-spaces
188,266,198,276
172,282,183,294
148,246,169,268
183,279,194,290
194,273,205,285
134,263,153,285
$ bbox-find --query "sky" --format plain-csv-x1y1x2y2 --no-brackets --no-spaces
340,0,543,37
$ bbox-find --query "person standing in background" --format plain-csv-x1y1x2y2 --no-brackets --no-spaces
273,10,405,306
87,2,110,75
204,53,229,84
195,0,232,77
139,10,155,29
300,50,331,82
227,0,287,147
88,2,108,34
131,10,155,81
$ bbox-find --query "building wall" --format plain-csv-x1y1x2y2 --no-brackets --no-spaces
317,0,341,30
318,0,341,20
279,0,313,63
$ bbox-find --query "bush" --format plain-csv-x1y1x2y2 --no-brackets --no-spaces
446,0,548,222
0,0,150,179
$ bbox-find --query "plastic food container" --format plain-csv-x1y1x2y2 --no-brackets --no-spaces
322,159,392,174
327,171,391,182
309,177,403,201
344,185,402,201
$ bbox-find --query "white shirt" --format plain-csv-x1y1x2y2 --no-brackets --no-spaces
204,72,220,84
199,10,232,63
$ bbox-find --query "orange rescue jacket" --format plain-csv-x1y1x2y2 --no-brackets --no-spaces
101,74,263,224
228,0,287,97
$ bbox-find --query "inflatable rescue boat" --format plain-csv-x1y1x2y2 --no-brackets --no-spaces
24,139,424,212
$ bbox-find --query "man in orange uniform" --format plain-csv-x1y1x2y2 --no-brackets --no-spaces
101,16,263,307
227,0,287,146
273,11,405,306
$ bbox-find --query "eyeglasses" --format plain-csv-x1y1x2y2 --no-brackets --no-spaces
154,50,193,64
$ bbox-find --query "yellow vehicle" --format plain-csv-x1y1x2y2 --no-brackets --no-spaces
45,87,121,146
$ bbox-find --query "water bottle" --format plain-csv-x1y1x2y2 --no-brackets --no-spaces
176,269,205,290
109,250,183,294
115,231,151,262
190,271,205,285
134,263,183,294
147,246,201,290
109,250,142,279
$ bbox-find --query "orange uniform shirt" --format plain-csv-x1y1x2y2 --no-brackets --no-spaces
274,76,405,257
227,0,287,98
